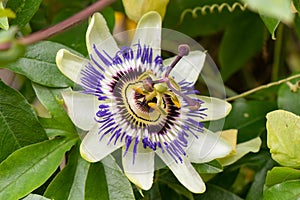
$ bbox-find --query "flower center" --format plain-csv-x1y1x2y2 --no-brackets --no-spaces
128,44,200,115
125,79,165,123
112,67,180,133
131,72,180,116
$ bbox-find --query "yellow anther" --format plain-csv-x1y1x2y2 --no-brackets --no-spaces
156,92,163,106
148,102,167,115
170,93,181,108
132,86,148,95
145,90,157,102
137,70,155,81
134,69,185,112
168,76,181,91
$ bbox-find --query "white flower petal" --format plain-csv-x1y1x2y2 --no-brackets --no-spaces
156,150,206,193
186,128,232,163
132,11,161,57
219,137,262,166
220,129,238,153
80,124,124,162
122,144,155,190
86,13,119,56
198,96,232,122
164,51,206,85
56,49,89,84
62,91,98,131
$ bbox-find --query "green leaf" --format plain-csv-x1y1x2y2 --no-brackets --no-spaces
193,160,223,174
85,162,109,200
230,150,272,171
142,183,162,200
219,12,265,80
158,180,190,199
240,0,294,24
266,110,300,167
19,78,36,103
102,7,116,33
49,7,114,56
221,100,277,143
164,0,243,36
23,194,51,200
0,80,47,162
263,180,300,200
164,182,194,200
0,137,77,200
32,84,76,136
265,167,300,187
44,145,90,200
157,169,195,199
210,150,271,191
245,157,276,200
4,41,77,87
260,15,280,40
101,155,135,200
294,15,300,42
49,9,88,56
6,0,42,27
48,154,135,200
277,78,300,115
195,184,243,200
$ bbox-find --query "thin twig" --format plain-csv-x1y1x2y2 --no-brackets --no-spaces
271,24,284,81
226,73,300,101
0,0,115,50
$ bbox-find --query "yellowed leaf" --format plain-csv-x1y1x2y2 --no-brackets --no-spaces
266,110,300,167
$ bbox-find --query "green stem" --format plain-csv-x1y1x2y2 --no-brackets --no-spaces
271,23,284,81
0,0,115,50
226,73,300,101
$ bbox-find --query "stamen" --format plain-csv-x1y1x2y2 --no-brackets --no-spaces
164,44,190,78
167,81,200,110
135,44,200,111
164,44,200,110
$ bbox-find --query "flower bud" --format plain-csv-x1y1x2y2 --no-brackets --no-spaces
122,0,169,22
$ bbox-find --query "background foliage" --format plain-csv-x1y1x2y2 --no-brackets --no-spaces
0,0,300,199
